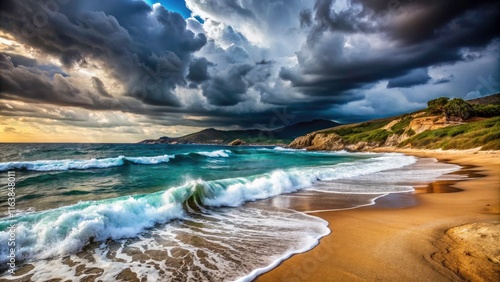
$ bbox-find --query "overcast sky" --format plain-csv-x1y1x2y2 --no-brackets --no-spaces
0,0,499,142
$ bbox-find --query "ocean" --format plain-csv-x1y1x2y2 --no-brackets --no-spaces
0,144,463,281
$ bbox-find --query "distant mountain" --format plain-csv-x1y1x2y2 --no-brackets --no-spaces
139,119,340,145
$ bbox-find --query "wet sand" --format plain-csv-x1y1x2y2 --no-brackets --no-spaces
257,149,500,281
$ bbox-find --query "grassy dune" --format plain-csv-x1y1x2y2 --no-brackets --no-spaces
400,117,500,150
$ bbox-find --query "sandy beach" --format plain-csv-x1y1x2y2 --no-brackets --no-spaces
257,148,500,282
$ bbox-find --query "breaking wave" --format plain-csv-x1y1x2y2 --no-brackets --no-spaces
0,150,232,172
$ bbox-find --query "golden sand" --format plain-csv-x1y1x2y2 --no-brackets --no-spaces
257,149,500,281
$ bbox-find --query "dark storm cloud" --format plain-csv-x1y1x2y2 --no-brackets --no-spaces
187,57,212,84
0,53,177,117
387,68,431,88
256,59,274,65
201,64,253,106
145,105,308,130
91,77,112,97
299,9,313,28
60,50,86,68
312,0,377,34
0,53,111,108
434,75,454,85
279,64,373,99
361,0,500,46
0,0,206,107
281,0,500,104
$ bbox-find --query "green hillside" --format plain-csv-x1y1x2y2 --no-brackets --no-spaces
321,118,393,144
290,94,500,151
399,117,500,150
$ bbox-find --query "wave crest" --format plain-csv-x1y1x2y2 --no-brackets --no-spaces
0,150,232,171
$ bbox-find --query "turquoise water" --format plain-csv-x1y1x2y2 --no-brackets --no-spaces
0,144,461,280
0,144,369,211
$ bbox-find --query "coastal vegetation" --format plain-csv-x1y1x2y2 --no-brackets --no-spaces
291,93,500,151
427,97,500,121
399,117,500,150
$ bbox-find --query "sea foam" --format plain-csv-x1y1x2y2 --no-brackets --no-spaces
0,186,188,262
201,154,417,207
0,150,232,171
0,153,417,265
196,149,231,157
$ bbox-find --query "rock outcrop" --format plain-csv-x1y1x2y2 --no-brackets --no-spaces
288,112,459,151
409,115,450,134
228,139,246,146
289,132,345,151
382,114,453,147
432,222,500,282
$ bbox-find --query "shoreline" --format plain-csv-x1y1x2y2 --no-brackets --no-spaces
256,148,500,281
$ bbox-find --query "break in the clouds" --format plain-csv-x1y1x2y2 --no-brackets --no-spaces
0,0,499,142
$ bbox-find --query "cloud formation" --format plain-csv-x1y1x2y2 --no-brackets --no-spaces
1,0,206,107
387,68,431,88
0,0,499,141
280,0,500,101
